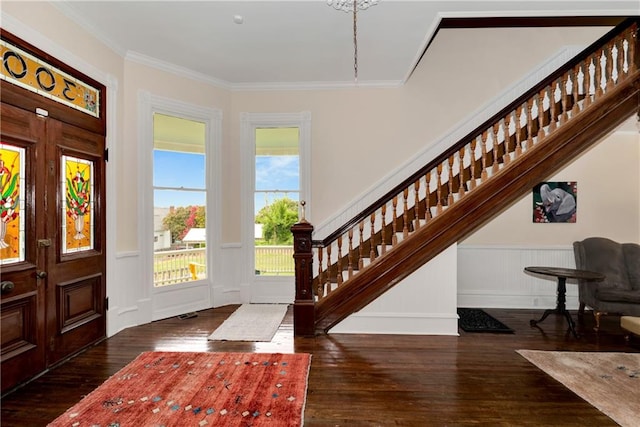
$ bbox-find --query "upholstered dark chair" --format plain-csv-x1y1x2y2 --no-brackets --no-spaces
573,237,640,330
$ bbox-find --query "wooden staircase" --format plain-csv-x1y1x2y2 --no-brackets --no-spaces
292,19,640,336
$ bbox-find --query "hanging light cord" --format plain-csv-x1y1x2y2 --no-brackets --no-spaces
327,0,379,83
353,1,358,82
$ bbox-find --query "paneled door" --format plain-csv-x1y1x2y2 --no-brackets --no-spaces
1,103,47,393
44,117,106,365
0,102,106,394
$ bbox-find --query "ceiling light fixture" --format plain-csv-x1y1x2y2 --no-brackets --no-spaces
327,0,379,83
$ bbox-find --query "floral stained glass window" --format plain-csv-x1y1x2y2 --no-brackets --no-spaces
62,155,94,254
0,143,25,265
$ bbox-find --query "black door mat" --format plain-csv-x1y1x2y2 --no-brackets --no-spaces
458,308,514,333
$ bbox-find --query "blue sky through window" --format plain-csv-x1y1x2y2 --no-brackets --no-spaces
153,151,299,214
153,150,205,208
255,155,299,214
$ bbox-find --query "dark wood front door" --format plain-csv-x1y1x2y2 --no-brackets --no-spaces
0,103,47,393
1,102,106,394
44,116,107,365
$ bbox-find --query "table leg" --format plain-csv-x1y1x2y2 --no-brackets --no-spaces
563,310,578,338
530,309,554,326
556,277,567,312
530,277,579,338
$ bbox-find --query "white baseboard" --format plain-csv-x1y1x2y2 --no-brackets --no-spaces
330,311,459,335
457,292,578,310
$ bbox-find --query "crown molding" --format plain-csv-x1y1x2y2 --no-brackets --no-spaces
125,51,232,90
231,80,404,91
51,2,127,58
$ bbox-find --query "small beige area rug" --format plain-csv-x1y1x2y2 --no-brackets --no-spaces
517,350,640,427
208,304,288,342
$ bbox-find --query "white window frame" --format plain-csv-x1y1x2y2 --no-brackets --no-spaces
240,112,311,303
139,92,222,320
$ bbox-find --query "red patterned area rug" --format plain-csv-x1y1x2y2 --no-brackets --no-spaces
48,351,312,427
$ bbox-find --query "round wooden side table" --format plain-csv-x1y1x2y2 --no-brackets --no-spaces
524,266,605,338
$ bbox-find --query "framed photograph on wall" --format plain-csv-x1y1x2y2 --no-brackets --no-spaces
533,181,577,223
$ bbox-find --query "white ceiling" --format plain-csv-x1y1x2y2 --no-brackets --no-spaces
51,1,639,90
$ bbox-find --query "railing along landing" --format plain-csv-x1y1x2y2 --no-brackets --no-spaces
292,19,640,336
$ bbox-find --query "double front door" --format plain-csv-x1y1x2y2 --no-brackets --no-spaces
1,102,106,394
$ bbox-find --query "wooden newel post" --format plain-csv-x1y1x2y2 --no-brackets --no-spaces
292,201,315,337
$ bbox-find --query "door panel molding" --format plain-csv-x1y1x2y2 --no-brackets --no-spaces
57,273,103,333
0,295,38,361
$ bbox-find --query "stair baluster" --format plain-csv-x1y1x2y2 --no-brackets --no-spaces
491,124,500,174
402,189,409,239
369,213,376,261
380,203,387,255
336,235,343,286
469,138,477,190
347,229,354,279
458,148,467,197
358,221,365,270
436,163,444,214
414,179,421,230
447,156,455,206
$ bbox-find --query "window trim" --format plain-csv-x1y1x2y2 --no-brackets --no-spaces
240,112,311,302
138,92,222,312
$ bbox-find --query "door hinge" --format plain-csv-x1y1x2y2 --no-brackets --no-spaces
105,296,109,310
104,148,109,162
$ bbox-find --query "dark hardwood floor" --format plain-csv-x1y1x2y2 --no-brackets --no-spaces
1,305,637,426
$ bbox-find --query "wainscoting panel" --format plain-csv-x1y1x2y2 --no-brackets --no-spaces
332,244,459,335
152,282,211,322
108,251,143,336
218,243,243,306
457,245,577,309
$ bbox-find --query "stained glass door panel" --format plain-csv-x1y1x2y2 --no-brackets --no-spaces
61,155,94,253
0,143,25,264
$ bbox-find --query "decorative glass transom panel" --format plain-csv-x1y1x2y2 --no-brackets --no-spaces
61,155,94,254
0,142,26,265
0,39,100,118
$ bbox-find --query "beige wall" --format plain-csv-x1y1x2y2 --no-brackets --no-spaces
1,3,123,77
229,26,613,241
3,4,636,250
121,61,232,247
